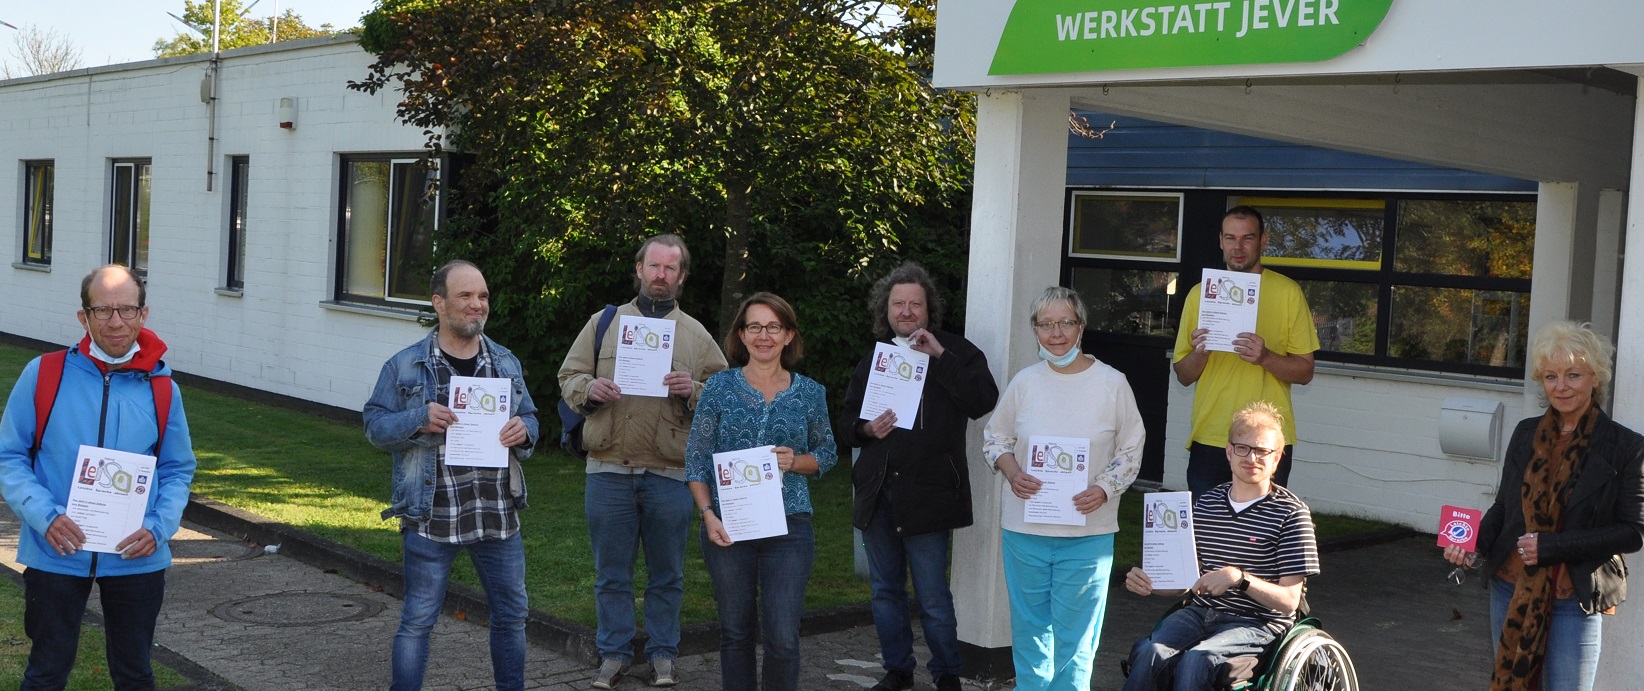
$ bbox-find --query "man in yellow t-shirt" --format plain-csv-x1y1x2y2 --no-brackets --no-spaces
1172,206,1320,498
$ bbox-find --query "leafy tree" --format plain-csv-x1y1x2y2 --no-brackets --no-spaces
153,0,339,57
1,24,83,78
353,0,975,412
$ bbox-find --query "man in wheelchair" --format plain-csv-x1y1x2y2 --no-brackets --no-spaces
1120,401,1320,691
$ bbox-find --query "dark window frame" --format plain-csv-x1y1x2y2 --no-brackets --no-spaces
225,156,250,291
22,160,53,266
334,153,443,308
1063,187,1535,378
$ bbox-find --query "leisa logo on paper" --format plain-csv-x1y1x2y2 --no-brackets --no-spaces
452,384,508,414
1030,443,1086,472
872,351,926,382
76,456,138,494
719,460,773,488
621,324,672,351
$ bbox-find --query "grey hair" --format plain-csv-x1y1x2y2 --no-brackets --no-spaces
1027,286,1087,326
430,259,480,298
81,264,145,308
868,262,944,340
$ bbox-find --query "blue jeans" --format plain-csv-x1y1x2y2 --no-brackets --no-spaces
1186,443,1293,499
701,515,814,691
22,567,166,691
585,471,694,662
1000,530,1113,691
1489,577,1602,690
391,531,528,691
1121,604,1276,691
861,492,961,678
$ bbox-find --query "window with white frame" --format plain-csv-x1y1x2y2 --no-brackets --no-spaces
336,155,439,305
21,160,53,266
111,160,152,275
225,156,249,291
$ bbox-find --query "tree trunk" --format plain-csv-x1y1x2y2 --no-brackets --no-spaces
718,183,752,335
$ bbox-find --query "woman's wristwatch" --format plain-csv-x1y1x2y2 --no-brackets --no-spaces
699,505,714,518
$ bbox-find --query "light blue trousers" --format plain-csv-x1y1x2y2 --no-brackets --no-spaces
1000,530,1114,691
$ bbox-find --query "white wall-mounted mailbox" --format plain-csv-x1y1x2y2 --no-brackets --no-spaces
1439,397,1504,461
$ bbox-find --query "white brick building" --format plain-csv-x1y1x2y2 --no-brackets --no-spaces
2,36,434,411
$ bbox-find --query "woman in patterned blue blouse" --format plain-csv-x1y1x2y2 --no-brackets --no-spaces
685,292,839,691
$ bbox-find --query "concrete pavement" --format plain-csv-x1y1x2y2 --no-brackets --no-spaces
0,502,1493,690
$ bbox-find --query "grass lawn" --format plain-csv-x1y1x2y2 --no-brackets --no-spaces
0,342,1397,630
0,575,191,689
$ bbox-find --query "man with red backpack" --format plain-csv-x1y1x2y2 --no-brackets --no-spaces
0,264,197,689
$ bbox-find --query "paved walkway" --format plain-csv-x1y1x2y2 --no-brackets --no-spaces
0,504,1492,690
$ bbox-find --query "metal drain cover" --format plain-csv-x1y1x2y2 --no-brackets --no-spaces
211,592,384,627
170,538,262,562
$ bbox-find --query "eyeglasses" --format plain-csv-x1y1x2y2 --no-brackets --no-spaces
1446,553,1481,585
743,322,786,335
1032,319,1082,333
1230,443,1278,461
84,305,143,321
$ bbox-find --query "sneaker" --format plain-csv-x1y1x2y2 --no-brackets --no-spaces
592,658,628,689
935,674,964,691
871,669,914,691
650,657,678,687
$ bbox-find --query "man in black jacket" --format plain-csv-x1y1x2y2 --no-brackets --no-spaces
836,263,999,691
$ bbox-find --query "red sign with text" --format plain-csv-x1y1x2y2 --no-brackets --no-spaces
1436,505,1482,552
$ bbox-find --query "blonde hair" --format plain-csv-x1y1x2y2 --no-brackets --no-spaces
1228,401,1284,441
1530,321,1615,404
1027,286,1088,326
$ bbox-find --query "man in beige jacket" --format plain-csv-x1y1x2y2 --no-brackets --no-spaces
558,234,727,688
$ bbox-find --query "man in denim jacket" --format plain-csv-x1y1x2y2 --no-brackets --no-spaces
365,260,540,691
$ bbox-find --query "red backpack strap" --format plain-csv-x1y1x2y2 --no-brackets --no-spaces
30,350,68,457
150,374,173,452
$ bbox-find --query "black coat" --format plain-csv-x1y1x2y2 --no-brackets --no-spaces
835,330,998,535
1477,410,1644,614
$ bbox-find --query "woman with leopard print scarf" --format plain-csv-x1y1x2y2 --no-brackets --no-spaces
1443,321,1644,690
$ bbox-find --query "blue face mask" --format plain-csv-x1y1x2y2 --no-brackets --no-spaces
88,338,140,366
1038,343,1081,368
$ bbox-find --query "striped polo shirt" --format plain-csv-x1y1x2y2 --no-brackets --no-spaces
1190,483,1320,629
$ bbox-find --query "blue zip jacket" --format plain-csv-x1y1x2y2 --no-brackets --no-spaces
0,331,197,577
364,331,540,521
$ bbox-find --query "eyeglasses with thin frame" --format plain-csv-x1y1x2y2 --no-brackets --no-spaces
1032,319,1082,333
1230,443,1278,461
743,322,786,335
84,305,143,321
1446,552,1481,585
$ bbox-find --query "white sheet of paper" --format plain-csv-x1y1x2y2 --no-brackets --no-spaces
64,445,156,554
1023,435,1091,526
858,343,930,430
614,316,677,398
712,446,788,542
443,376,512,468
1141,491,1201,590
1196,268,1262,353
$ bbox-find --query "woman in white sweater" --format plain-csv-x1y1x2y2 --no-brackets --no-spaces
981,286,1145,691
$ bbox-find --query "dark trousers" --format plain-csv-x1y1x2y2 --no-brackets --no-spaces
1185,443,1294,500
22,567,167,691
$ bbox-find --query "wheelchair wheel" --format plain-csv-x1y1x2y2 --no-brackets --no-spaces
1266,627,1357,691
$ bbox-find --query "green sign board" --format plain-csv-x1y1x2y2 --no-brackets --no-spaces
989,0,1395,75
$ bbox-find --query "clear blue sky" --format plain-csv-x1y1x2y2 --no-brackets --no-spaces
2,0,379,68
